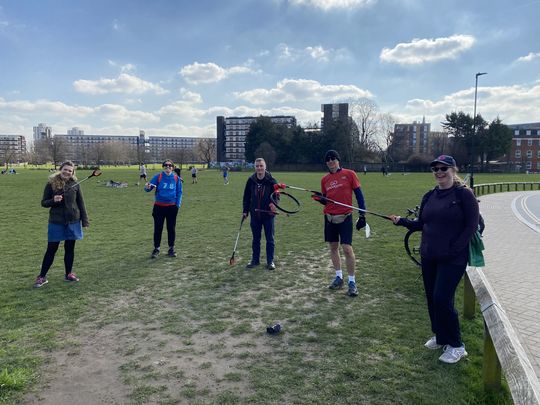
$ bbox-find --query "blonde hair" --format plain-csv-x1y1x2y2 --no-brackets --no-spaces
451,167,466,187
254,158,266,165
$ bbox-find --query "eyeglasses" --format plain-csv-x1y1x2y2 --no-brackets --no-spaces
326,157,338,162
163,164,173,168
431,166,449,172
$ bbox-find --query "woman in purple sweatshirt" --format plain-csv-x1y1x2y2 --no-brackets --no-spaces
390,155,479,364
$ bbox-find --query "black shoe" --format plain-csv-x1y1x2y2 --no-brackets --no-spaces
347,281,358,297
267,262,276,270
151,248,160,259
328,276,344,290
167,247,177,257
245,262,260,269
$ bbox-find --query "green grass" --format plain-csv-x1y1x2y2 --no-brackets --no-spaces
2,168,534,404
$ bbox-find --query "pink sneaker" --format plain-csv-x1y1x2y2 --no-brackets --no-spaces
64,273,80,282
34,276,48,288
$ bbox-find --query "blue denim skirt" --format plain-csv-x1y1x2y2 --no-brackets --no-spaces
48,222,83,242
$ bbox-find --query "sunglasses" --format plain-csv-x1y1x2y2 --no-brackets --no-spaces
163,164,173,168
326,157,338,162
431,166,450,172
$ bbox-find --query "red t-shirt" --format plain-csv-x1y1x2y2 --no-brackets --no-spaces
321,168,361,215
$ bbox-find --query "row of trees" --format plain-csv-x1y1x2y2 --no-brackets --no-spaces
244,98,513,169
245,99,394,165
28,138,216,168
440,112,513,170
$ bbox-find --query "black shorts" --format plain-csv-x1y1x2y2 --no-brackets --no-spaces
324,214,353,245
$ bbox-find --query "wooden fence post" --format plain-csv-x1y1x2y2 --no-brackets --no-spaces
464,271,476,319
483,321,502,391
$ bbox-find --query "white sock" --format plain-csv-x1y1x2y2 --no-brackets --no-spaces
348,275,355,283
335,270,343,279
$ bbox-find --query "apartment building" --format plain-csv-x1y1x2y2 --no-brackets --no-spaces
0,135,27,163
508,122,540,172
216,115,297,162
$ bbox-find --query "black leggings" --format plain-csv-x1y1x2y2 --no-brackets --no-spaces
40,240,76,277
152,205,178,249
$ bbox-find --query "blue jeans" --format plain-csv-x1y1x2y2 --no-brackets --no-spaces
250,215,275,265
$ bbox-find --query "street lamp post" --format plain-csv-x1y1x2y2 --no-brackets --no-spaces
470,72,487,189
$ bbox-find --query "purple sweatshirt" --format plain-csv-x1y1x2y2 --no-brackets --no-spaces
399,185,479,265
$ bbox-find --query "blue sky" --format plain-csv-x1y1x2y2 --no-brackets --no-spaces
1,0,540,141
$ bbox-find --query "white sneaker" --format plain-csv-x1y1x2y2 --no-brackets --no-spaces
424,336,443,350
439,345,468,364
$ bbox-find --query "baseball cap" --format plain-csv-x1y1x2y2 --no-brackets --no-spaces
430,155,456,167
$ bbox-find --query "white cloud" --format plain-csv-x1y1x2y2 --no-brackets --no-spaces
515,52,540,63
380,35,476,65
108,60,136,73
208,105,321,126
95,104,160,123
157,101,207,123
234,78,372,105
73,73,169,95
0,98,159,128
179,62,255,85
0,97,93,116
287,0,377,11
277,43,351,63
180,88,203,103
399,82,540,129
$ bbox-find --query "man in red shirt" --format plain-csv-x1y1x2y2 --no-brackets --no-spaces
314,150,366,297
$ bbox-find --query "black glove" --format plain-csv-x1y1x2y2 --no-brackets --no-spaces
311,192,327,205
356,215,366,230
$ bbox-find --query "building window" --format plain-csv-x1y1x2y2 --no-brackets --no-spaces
515,150,521,158
514,130,519,135
527,150,532,158
528,139,533,146
538,150,540,158
526,162,532,169
526,130,531,136
516,139,521,146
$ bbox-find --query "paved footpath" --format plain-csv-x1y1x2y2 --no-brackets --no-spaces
479,190,540,380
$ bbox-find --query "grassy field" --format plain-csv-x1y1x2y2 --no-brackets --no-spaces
2,167,535,404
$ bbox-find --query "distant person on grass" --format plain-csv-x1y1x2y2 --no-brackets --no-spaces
191,166,198,183
242,158,278,270
312,150,366,297
34,161,89,288
222,166,230,185
139,163,147,184
174,166,184,183
389,155,479,364
145,160,182,259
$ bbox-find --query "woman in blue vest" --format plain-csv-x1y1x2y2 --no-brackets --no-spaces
145,160,182,258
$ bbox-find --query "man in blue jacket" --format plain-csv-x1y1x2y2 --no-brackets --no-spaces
145,160,182,258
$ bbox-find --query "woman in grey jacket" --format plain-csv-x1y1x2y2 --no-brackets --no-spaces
34,161,89,288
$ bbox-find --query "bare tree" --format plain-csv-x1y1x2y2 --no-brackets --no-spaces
349,98,380,150
377,113,396,164
102,141,130,165
168,148,195,169
88,143,107,166
196,138,216,167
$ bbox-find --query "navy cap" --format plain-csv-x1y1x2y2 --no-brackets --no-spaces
430,155,456,167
